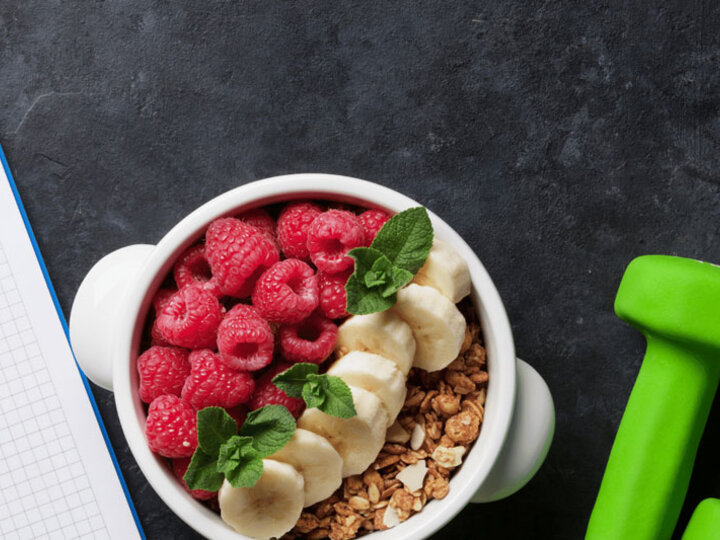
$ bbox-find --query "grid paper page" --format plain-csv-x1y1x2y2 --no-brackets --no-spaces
0,163,141,540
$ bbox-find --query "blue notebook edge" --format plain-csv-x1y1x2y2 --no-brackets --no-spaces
0,144,146,539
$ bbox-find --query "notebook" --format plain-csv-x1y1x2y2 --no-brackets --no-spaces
0,145,144,540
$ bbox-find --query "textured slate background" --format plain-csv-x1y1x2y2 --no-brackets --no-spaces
2,1,720,538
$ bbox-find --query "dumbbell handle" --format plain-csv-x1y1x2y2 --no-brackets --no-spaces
587,337,720,539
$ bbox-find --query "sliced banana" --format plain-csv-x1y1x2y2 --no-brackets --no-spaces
393,283,466,372
327,351,407,426
298,386,388,477
268,428,343,507
336,311,416,375
218,459,304,540
413,238,471,303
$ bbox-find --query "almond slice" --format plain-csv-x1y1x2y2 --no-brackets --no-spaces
410,423,425,450
432,445,466,468
382,505,401,529
396,460,428,493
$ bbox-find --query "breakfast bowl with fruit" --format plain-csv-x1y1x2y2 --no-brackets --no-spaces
69,174,554,540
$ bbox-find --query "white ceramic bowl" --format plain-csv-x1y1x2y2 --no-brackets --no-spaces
69,174,554,540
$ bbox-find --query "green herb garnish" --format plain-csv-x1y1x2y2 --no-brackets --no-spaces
272,363,357,419
184,405,296,490
345,207,433,314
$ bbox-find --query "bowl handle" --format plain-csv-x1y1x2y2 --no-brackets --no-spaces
69,245,155,391
471,358,554,503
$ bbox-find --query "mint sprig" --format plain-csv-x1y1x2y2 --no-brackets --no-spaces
239,405,297,455
216,436,263,488
345,207,433,315
272,363,357,418
184,405,296,491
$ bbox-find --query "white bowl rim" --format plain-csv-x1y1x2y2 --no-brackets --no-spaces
112,173,517,540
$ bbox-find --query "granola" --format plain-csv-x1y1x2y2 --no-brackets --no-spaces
282,302,487,540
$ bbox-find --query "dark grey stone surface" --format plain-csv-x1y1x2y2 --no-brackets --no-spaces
2,1,720,538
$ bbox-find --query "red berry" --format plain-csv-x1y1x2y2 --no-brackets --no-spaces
318,270,351,319
181,349,255,409
173,244,221,296
278,311,337,364
358,209,391,245
150,324,169,347
252,259,319,324
306,210,365,273
155,285,224,349
150,288,177,345
276,202,323,261
238,208,277,245
206,218,280,298
226,405,247,430
217,304,274,371
249,363,305,418
145,395,197,458
172,458,217,500
153,288,177,313
137,346,191,404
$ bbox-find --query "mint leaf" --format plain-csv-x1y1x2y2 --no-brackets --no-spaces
361,255,413,297
302,378,326,409
239,405,296,456
184,448,224,491
225,455,263,488
272,363,319,398
217,436,264,488
364,255,392,288
381,265,413,297
345,274,395,315
196,407,238,456
313,375,357,418
370,207,433,273
348,246,387,275
364,270,387,288
344,209,433,315
216,436,255,472
273,364,357,419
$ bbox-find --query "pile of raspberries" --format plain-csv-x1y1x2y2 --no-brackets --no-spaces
139,202,390,499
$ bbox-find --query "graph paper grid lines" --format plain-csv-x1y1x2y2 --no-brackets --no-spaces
0,243,110,540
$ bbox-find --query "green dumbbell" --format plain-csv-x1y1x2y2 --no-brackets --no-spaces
587,255,720,539
682,499,720,540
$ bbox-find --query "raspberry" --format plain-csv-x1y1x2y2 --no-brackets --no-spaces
172,458,217,500
145,395,197,458
137,346,191,404
358,209,391,244
238,208,277,245
155,285,224,349
306,209,365,273
226,405,247,430
150,288,177,345
217,304,274,371
276,201,323,261
181,349,255,409
173,244,221,296
278,311,337,364
318,270,351,319
252,259,319,324
153,288,177,313
205,218,280,298
249,363,305,418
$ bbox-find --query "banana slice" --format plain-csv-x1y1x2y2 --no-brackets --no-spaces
327,351,407,426
218,459,304,540
413,238,471,303
268,428,343,507
336,311,416,375
298,386,388,477
393,284,467,372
